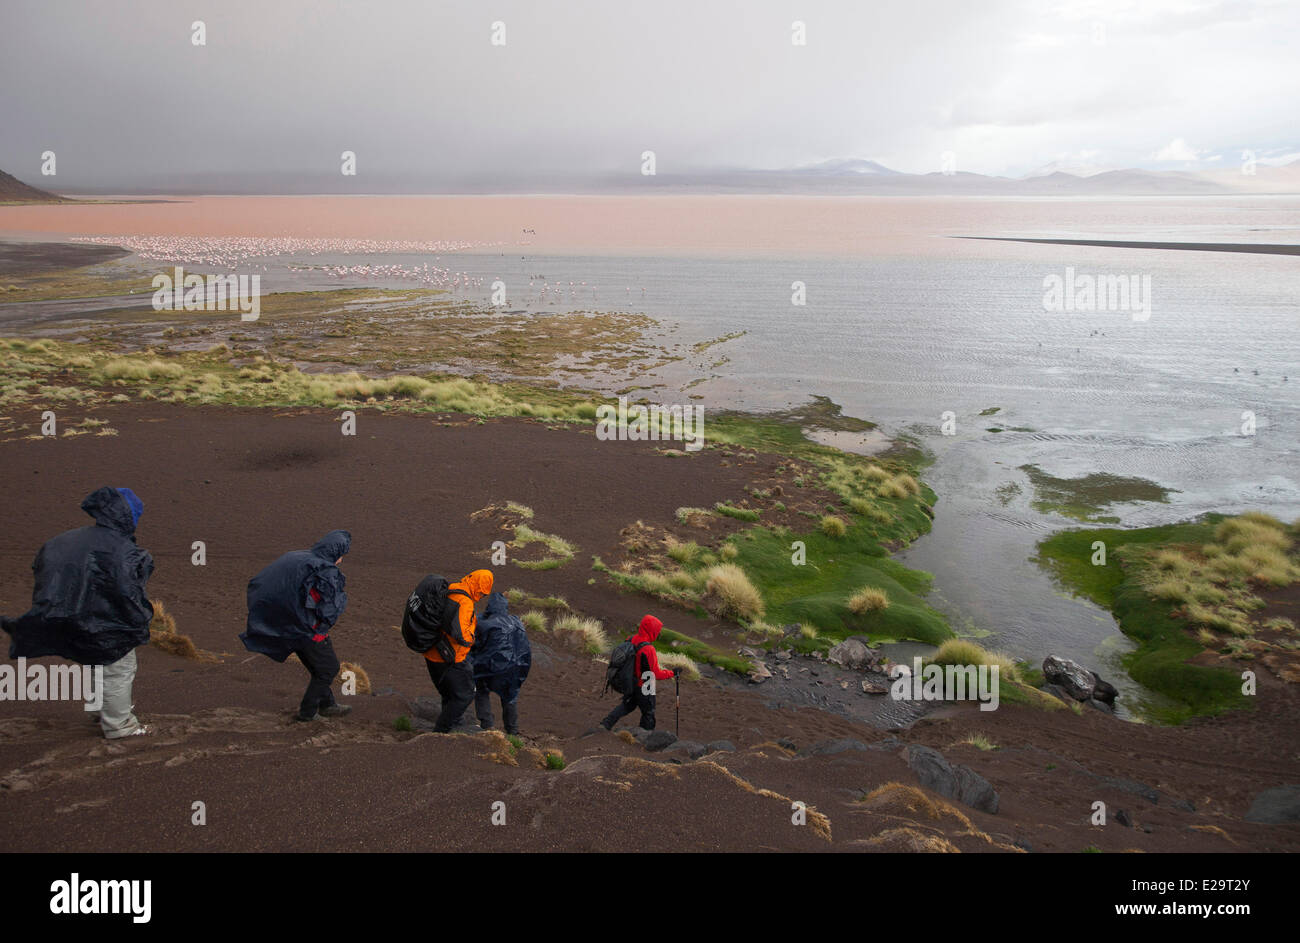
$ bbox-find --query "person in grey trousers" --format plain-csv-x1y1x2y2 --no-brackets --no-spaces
2,487,155,739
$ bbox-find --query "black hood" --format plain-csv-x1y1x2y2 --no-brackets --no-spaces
81,486,136,535
310,530,351,561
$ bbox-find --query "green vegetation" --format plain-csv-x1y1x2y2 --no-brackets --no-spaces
714,502,760,522
1020,464,1175,524
393,715,413,732
1034,512,1300,723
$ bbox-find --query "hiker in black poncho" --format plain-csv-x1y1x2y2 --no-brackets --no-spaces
470,592,532,734
2,486,155,739
241,530,353,722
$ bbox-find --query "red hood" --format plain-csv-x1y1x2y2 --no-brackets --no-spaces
631,614,662,644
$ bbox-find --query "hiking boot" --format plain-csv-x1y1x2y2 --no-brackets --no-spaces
320,704,352,718
295,712,321,723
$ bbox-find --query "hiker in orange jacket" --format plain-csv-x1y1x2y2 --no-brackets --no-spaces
425,569,493,732
600,614,678,731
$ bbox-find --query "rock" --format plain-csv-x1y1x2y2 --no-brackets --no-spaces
643,730,678,752
632,727,652,743
780,623,802,637
868,736,904,752
1086,698,1114,715
409,716,439,732
1041,683,1074,704
410,696,443,723
839,680,849,690
906,745,1000,814
738,646,764,660
1090,671,1118,705
799,738,870,757
1042,655,1096,701
861,680,889,695
774,650,792,661
827,637,878,670
1244,785,1300,824
748,661,772,684
667,739,707,760
706,740,736,753
777,737,797,751
1115,808,1132,827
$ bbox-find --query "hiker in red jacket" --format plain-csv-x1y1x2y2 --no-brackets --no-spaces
600,614,678,731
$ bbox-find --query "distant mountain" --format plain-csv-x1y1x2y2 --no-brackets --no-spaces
0,169,65,202
1022,159,1113,179
793,158,902,176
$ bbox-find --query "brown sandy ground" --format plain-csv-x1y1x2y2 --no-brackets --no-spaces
0,405,1297,852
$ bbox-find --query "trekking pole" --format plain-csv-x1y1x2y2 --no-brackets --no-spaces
675,673,680,736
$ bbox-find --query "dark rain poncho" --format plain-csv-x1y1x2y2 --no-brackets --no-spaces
2,486,154,665
470,592,532,699
240,530,351,662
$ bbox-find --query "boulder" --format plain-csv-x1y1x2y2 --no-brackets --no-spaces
643,730,678,752
706,740,736,753
1042,655,1096,701
828,637,878,670
906,745,1000,814
1244,785,1300,824
667,740,708,760
748,660,773,684
1090,671,1119,705
861,680,889,695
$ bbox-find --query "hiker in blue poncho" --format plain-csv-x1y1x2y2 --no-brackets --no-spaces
469,592,531,735
240,530,353,722
2,486,154,739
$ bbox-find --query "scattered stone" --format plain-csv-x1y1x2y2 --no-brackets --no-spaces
906,744,1000,814
1244,785,1300,824
839,680,849,690
777,737,797,751
667,739,708,760
827,637,880,670
868,736,904,752
410,696,442,723
1042,655,1096,701
643,730,678,752
706,740,736,753
632,727,652,743
748,661,773,684
861,680,889,695
1115,808,1133,827
780,623,801,638
1086,698,1114,715
774,650,792,661
799,738,870,757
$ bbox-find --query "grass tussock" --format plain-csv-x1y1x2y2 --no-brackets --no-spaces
848,586,890,614
519,610,548,634
148,600,217,662
656,651,701,681
339,661,371,695
703,563,766,621
820,515,848,538
552,614,608,653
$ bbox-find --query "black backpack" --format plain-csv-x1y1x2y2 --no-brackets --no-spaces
604,639,649,696
401,575,472,662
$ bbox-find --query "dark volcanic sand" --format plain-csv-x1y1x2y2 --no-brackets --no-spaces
0,404,1297,852
0,240,129,276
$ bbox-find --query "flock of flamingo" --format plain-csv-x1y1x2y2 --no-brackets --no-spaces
67,234,651,305
71,235,493,291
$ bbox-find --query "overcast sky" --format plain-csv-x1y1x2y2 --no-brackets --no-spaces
2,0,1297,189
